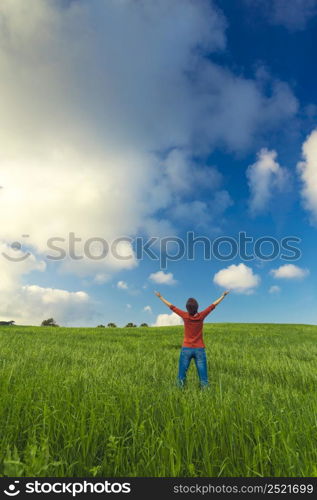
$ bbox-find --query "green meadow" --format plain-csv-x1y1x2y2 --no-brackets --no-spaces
0,323,316,477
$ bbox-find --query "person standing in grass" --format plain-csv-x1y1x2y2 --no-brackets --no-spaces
154,290,230,388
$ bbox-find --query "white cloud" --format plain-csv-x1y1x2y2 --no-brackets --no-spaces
149,271,176,285
59,239,137,278
94,273,110,285
269,285,281,294
117,280,128,290
23,285,88,305
162,148,222,194
143,305,152,314
0,242,46,292
171,190,233,229
270,264,309,279
0,243,92,325
247,148,289,215
126,303,132,309
192,66,297,152
153,312,183,327
20,285,91,325
213,263,260,294
297,129,317,224
272,0,317,30
245,0,317,31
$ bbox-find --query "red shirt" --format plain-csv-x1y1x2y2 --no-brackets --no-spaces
169,304,216,348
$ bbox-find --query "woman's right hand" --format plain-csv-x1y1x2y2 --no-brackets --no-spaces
154,291,161,298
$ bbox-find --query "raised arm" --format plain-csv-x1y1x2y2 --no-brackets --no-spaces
154,291,187,319
154,291,172,308
212,290,230,307
199,290,230,319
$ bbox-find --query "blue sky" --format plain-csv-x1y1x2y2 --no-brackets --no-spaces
0,0,316,326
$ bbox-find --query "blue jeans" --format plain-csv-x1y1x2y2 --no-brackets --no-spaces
177,347,209,387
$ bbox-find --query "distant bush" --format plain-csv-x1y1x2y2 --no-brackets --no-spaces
97,324,105,328
125,322,136,328
107,323,117,328
41,318,59,327
140,323,149,327
0,320,15,326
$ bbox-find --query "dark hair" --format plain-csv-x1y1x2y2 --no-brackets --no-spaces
186,297,198,316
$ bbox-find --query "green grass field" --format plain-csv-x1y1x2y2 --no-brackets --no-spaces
0,323,317,477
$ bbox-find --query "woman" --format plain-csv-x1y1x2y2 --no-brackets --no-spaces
155,290,230,387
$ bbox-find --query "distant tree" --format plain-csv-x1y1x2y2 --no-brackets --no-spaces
107,322,117,328
97,324,105,328
0,320,15,326
41,318,59,327
125,322,137,328
140,323,149,327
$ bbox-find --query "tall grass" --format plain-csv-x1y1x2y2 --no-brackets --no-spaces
0,323,316,477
